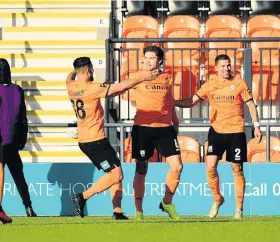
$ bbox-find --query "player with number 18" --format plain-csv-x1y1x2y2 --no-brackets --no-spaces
66,57,158,219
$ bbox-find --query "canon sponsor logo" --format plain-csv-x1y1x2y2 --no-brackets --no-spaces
212,94,234,100
145,84,168,90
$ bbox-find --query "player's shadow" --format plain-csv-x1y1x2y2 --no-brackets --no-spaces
47,163,95,216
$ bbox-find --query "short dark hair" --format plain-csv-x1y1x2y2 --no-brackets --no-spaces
215,54,231,66
143,46,164,63
0,58,11,85
73,57,92,69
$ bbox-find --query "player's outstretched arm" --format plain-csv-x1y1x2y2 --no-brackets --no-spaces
106,70,158,98
174,95,200,108
246,100,263,143
66,71,76,84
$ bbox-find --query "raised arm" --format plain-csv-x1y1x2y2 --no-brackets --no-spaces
66,71,76,84
106,70,158,98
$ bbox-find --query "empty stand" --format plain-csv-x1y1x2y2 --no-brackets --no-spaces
205,15,243,74
163,16,200,101
252,71,279,100
248,15,280,68
248,15,280,101
122,16,158,59
164,15,201,65
247,136,280,162
169,70,199,100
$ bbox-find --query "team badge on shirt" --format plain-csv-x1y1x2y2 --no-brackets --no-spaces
165,77,169,84
228,85,235,92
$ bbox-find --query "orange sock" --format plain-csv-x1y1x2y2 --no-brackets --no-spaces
233,171,245,210
83,172,118,200
133,173,146,212
109,182,123,213
206,167,222,202
163,170,181,205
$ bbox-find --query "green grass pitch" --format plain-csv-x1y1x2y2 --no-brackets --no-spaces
0,216,279,242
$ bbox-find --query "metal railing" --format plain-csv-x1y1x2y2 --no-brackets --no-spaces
28,122,280,163
106,37,280,122
106,37,280,84
257,48,280,120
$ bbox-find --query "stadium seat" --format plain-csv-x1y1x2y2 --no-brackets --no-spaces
168,0,198,16
248,15,280,101
122,16,159,59
164,15,201,64
162,136,201,162
124,137,159,162
209,0,240,15
252,71,279,100
247,15,280,69
247,136,280,162
205,15,243,72
250,0,280,14
168,70,199,100
204,140,227,162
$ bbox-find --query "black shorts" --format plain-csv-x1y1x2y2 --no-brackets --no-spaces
78,138,121,172
132,125,180,161
206,126,247,163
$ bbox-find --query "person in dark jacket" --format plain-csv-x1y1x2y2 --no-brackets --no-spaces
0,58,36,217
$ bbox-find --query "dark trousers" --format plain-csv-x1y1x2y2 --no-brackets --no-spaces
2,143,32,208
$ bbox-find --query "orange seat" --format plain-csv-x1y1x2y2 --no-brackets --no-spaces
162,136,201,162
122,16,159,58
164,15,201,63
247,15,280,69
164,51,199,71
124,137,159,163
167,70,199,100
247,136,280,162
204,140,227,162
252,70,279,100
205,15,243,67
